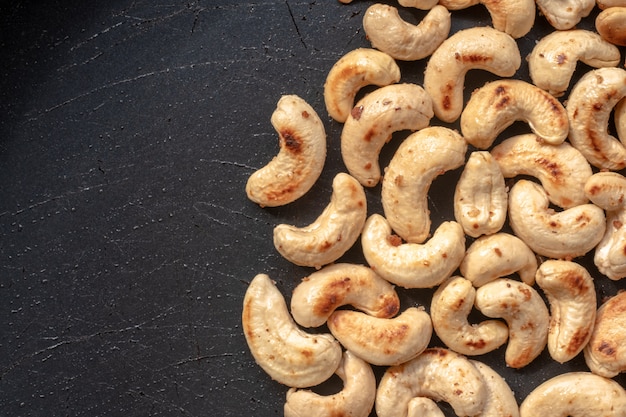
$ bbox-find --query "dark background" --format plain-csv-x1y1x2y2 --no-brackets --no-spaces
1,1,625,416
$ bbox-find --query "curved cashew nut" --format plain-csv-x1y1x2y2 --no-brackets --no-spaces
475,278,549,369
362,4,451,61
461,79,569,149
519,372,626,416
290,263,400,328
242,274,342,387
566,67,626,170
381,126,467,244
585,171,626,211
284,350,376,417
246,95,326,207
431,276,509,356
273,173,366,269
324,48,401,123
616,97,626,143
508,179,606,260
460,232,538,287
528,29,621,97
361,214,466,289
454,151,507,237
375,348,488,417
424,26,521,123
597,0,626,8
491,133,592,209
340,83,434,187
470,360,520,417
535,260,597,363
534,0,595,30
327,307,433,366
596,7,626,46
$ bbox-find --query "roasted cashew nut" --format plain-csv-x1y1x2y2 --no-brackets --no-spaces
324,48,401,123
596,7,626,46
616,97,626,143
398,0,439,9
340,83,434,187
327,307,433,366
535,260,597,363
528,29,621,97
597,0,626,8
273,172,367,269
361,214,466,289
362,4,451,61
470,360,520,417
242,274,342,388
585,171,626,211
246,95,326,207
284,350,376,417
424,26,521,123
290,263,400,328
381,126,467,244
534,0,595,30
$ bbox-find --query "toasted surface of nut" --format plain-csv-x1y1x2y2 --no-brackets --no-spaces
470,360,520,417
585,171,626,211
534,0,595,30
596,7,626,46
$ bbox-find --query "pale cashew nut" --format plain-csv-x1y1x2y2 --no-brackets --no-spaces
340,83,434,187
584,171,626,211
460,232,538,287
461,79,569,149
398,0,439,9
508,179,606,260
290,263,400,328
528,29,621,97
424,26,521,123
246,95,326,207
242,274,342,387
324,48,401,123
381,126,467,244
407,398,445,417
327,307,433,366
534,0,595,30
596,7,626,46
470,360,520,417
375,348,488,417
362,4,451,61
361,214,466,289
284,350,376,417
535,260,597,363
491,133,593,209
616,97,626,142
519,372,626,416
475,278,549,368
273,172,367,269
431,276,508,356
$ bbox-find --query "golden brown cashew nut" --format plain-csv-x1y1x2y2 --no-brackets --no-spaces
470,360,520,417
381,126,467,244
461,79,569,149
290,263,400,328
327,307,432,366
242,274,342,388
534,0,595,30
246,95,326,207
598,0,626,7
535,260,597,363
362,4,451,61
596,7,626,46
273,173,366,269
528,29,621,97
284,350,376,417
340,83,434,187
324,48,401,123
616,97,626,142
585,171,626,211
424,26,521,123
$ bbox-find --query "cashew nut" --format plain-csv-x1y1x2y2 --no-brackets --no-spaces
519,372,626,416
617,97,626,142
461,79,569,149
424,26,521,123
475,278,549,368
327,307,432,366
566,67,626,170
362,4,451,61
528,29,621,97
470,360,520,417
597,0,626,8
584,171,626,211
340,83,434,187
361,214,466,289
242,274,342,388
324,48,401,123
273,172,367,269
491,133,593,209
596,7,626,46
381,126,467,244
284,350,376,417
375,348,488,417
290,263,400,328
534,0,595,30
431,276,509,356
535,260,597,363
398,0,439,9
460,232,538,287
246,95,326,207
508,179,606,260
407,398,445,417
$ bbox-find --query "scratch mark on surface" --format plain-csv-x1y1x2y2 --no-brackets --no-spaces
70,21,124,52
285,0,307,49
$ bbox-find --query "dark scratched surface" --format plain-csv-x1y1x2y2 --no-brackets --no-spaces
1,1,625,416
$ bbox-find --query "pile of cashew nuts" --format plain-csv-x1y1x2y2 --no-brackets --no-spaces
243,0,626,416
